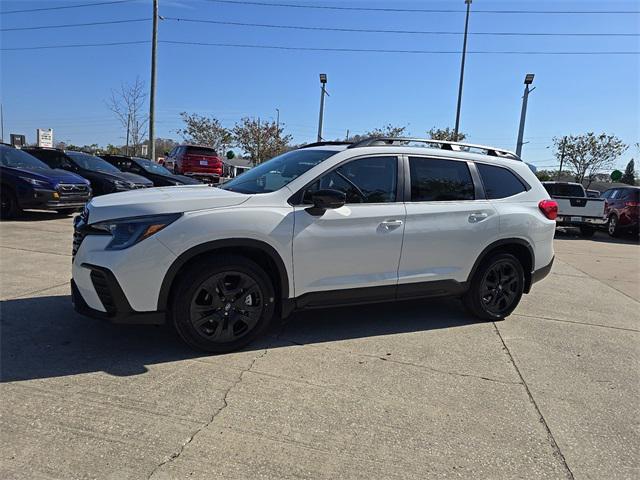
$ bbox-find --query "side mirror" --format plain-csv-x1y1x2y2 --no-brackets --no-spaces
306,189,346,216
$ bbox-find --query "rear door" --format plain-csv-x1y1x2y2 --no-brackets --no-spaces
397,156,498,294
292,155,406,302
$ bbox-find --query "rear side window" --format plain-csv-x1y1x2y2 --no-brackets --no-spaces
186,146,217,156
477,163,527,199
409,157,474,201
545,183,584,197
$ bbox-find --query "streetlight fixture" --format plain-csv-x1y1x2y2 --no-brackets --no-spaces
516,73,536,157
317,73,328,142
453,0,472,141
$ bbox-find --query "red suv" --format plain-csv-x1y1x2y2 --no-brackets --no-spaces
167,145,223,183
601,186,639,236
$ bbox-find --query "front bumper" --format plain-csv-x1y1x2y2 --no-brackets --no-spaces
71,266,165,325
20,188,90,210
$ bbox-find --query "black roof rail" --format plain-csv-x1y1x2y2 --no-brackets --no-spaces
299,141,353,149
347,137,521,160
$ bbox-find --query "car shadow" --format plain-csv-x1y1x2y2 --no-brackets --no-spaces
0,294,477,383
554,227,639,245
0,210,77,222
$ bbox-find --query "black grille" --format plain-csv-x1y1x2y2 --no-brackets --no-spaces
58,183,90,196
90,270,116,314
72,209,89,257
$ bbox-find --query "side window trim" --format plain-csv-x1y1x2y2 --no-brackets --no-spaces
467,161,487,200
406,155,477,203
289,154,402,206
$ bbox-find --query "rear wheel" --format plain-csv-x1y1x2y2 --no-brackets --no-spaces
0,188,21,219
579,226,595,238
463,253,524,321
607,214,620,237
171,255,276,353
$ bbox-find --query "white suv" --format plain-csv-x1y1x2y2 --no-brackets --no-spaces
71,138,557,352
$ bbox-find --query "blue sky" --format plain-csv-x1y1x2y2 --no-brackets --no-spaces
1,0,638,170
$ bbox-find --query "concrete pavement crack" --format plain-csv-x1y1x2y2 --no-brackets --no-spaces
278,336,521,386
492,322,575,480
146,348,269,479
515,313,640,333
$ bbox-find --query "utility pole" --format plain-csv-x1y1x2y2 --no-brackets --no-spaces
516,73,536,158
149,0,158,160
0,103,4,143
556,136,567,180
276,108,280,130
256,117,261,165
346,129,349,141
317,73,327,142
453,0,472,141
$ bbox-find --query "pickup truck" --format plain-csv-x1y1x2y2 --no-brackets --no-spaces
542,181,606,237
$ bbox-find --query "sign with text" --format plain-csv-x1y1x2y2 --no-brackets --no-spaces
37,128,53,148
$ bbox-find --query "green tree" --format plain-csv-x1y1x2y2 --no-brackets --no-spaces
232,117,292,165
177,112,232,154
621,159,636,185
346,124,407,142
552,133,627,188
427,127,466,142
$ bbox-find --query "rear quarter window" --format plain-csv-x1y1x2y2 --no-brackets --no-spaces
477,164,528,199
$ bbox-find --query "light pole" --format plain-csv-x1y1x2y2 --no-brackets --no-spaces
453,0,472,141
276,108,280,130
317,73,327,142
149,0,158,160
516,73,536,158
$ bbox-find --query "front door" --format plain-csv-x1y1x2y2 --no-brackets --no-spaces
292,155,405,304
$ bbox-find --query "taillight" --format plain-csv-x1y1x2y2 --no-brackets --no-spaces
625,201,639,207
539,199,558,220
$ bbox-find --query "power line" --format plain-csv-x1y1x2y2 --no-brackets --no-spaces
204,0,640,15
1,41,149,51
0,19,149,32
164,18,640,37
2,40,638,55
1,0,135,15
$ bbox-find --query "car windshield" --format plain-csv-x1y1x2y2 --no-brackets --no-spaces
0,145,51,169
134,157,172,175
66,151,121,173
220,149,338,194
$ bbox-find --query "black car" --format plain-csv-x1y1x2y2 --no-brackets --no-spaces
24,148,153,196
99,154,201,186
1,144,92,218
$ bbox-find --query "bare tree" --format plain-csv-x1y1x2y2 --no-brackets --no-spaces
107,77,148,156
553,133,627,188
232,117,292,165
177,112,232,154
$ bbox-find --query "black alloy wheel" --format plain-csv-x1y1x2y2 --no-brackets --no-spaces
190,271,263,343
1,189,20,218
172,255,276,353
463,253,525,321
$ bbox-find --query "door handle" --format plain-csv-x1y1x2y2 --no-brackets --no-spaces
380,219,403,229
468,212,489,223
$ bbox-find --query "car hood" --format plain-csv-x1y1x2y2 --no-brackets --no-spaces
87,185,249,223
118,171,154,186
172,174,201,185
3,166,88,186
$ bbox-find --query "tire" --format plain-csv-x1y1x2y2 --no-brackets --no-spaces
0,187,22,219
579,226,595,238
171,255,276,353
607,214,620,237
463,253,525,321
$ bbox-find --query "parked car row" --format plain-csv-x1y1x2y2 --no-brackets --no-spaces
542,181,639,237
1,143,212,218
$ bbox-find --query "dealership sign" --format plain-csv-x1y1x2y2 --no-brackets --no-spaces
37,128,53,148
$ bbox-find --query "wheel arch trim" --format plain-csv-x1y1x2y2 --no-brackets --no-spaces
157,238,290,311
467,238,535,293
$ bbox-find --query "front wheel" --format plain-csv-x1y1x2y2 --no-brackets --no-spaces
463,253,525,321
1,188,22,219
171,255,276,353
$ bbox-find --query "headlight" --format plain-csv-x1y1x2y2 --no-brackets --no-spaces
19,176,52,188
112,180,134,190
91,213,181,250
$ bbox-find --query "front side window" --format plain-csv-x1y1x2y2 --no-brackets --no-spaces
477,163,527,199
304,156,398,204
135,158,172,175
409,157,474,201
221,149,338,194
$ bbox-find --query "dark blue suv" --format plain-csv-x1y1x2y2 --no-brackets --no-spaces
1,144,91,218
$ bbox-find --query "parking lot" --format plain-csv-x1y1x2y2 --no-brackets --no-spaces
0,213,638,479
